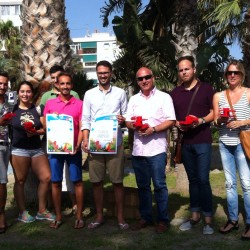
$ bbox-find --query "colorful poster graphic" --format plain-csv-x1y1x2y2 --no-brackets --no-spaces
89,115,118,154
46,114,74,154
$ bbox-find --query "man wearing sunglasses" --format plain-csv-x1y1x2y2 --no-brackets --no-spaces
126,67,176,233
171,55,214,235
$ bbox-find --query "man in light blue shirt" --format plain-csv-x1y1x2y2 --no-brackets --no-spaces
82,60,129,230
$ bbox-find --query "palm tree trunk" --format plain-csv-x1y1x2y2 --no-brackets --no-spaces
21,0,72,89
171,0,198,60
171,0,198,193
20,0,72,204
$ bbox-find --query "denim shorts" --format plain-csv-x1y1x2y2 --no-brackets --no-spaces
0,145,10,184
49,151,82,182
11,147,45,158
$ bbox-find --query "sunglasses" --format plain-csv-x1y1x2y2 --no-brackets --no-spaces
136,75,153,82
226,71,241,76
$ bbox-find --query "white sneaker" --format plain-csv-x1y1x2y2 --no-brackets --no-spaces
203,224,214,235
179,219,200,231
179,221,192,231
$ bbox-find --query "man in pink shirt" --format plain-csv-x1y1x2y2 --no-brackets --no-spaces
126,67,175,233
43,72,84,229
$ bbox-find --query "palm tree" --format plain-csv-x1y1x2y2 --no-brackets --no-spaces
20,0,72,204
20,0,72,89
243,7,250,84
198,0,249,84
0,20,22,87
101,0,229,91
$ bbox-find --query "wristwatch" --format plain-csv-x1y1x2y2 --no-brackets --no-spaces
201,117,206,124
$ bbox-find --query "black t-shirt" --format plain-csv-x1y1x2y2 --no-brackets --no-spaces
11,104,43,149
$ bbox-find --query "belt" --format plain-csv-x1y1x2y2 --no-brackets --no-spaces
0,141,9,146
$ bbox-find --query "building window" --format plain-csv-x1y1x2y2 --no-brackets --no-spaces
83,48,97,54
0,5,20,16
85,62,97,66
103,43,110,49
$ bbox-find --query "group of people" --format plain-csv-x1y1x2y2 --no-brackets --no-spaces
0,57,249,241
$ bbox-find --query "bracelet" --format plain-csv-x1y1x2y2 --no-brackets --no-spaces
152,127,156,133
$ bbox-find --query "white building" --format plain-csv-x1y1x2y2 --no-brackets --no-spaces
0,1,120,84
0,0,22,28
71,32,120,84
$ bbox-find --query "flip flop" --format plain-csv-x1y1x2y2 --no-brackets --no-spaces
50,220,62,229
118,223,129,230
74,219,84,229
88,221,103,229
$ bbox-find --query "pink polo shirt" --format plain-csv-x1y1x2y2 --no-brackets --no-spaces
126,88,176,157
44,96,83,146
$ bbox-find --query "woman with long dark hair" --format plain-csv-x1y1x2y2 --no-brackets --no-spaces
10,81,55,223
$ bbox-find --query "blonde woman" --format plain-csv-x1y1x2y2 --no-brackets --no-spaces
213,60,250,240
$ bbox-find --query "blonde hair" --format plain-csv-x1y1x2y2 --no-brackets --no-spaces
224,60,245,84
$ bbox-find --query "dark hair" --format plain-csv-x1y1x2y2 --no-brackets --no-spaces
49,65,64,74
96,60,112,71
0,71,9,80
17,81,34,93
177,55,195,68
57,72,73,82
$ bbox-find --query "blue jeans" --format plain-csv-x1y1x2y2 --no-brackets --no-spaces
219,142,250,223
182,143,213,216
132,152,168,223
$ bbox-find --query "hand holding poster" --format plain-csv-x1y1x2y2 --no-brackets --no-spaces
89,115,118,154
46,114,74,154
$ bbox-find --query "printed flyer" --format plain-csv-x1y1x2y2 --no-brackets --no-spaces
89,115,118,154
46,114,74,154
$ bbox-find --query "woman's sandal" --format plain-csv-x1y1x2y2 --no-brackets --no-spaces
50,220,62,229
241,224,250,240
74,219,84,229
219,220,239,234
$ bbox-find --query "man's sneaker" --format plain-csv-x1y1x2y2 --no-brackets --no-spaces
18,211,35,223
36,210,56,221
179,218,201,231
203,224,214,235
179,220,192,231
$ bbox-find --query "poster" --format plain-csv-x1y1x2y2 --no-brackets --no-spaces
46,114,74,154
89,115,118,154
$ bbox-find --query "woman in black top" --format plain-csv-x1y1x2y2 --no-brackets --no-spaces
10,81,55,223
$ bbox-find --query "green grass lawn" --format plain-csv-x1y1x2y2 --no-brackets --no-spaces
1,170,249,250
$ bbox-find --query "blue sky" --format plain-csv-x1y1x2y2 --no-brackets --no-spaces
65,0,242,59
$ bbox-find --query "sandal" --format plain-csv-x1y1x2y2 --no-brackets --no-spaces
118,223,129,230
88,221,104,229
219,220,239,234
50,220,62,229
74,219,84,229
241,224,250,240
